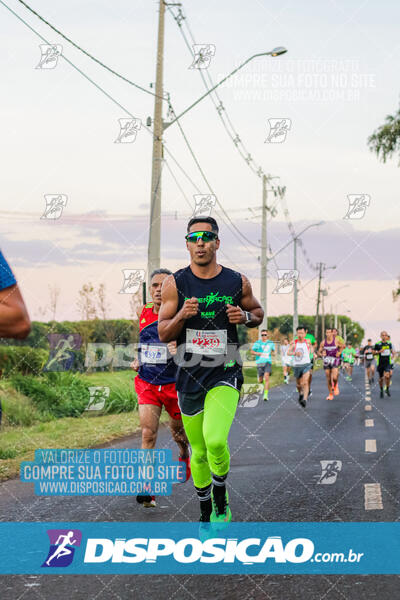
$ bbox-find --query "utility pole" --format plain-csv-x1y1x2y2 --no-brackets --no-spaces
293,237,298,333
260,174,268,330
147,0,165,293
314,262,323,342
321,290,325,340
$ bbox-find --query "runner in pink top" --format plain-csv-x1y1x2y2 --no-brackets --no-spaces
318,328,345,401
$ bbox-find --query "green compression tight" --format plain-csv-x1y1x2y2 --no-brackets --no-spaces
181,385,239,488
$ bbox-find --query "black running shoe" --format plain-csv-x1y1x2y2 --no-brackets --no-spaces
308,389,312,398
298,394,306,408
386,386,391,397
136,494,156,508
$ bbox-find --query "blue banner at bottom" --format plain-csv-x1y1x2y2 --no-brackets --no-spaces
0,522,399,574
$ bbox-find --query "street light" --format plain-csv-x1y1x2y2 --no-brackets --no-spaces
164,47,288,128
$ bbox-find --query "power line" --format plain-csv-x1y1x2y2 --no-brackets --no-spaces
5,0,266,263
167,4,267,179
14,0,166,101
164,159,244,272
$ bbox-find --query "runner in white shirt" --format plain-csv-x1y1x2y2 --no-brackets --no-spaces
287,325,312,408
280,337,293,384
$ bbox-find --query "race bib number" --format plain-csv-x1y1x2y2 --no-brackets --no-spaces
381,348,390,356
186,328,227,355
324,356,336,366
140,344,167,364
366,353,373,360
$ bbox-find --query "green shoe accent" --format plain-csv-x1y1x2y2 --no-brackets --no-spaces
264,390,269,401
210,489,232,525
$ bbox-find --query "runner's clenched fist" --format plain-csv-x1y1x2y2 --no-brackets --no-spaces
226,304,245,324
179,297,199,320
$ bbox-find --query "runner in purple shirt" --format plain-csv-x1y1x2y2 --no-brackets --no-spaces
318,328,345,401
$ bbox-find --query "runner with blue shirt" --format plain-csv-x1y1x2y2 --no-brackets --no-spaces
251,329,275,401
0,249,31,424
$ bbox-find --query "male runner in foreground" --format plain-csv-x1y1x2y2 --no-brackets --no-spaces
374,331,395,398
251,329,275,400
158,217,263,524
132,269,190,508
362,339,376,384
318,327,345,400
287,326,313,407
0,249,31,424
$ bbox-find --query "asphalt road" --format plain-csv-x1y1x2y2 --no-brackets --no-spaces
1,364,399,599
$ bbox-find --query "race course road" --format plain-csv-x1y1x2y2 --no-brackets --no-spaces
1,365,399,599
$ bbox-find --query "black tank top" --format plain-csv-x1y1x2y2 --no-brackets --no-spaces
173,265,244,394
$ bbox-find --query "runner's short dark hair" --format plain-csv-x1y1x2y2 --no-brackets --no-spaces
150,268,172,280
187,216,219,235
296,325,306,331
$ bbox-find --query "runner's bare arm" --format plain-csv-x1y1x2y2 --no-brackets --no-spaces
0,284,31,339
158,275,198,342
227,274,263,327
317,340,325,356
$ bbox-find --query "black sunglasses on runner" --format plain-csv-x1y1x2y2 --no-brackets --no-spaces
185,231,218,243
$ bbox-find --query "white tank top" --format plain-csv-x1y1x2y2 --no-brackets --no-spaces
293,340,311,365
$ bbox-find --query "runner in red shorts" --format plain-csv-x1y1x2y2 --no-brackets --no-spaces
131,268,190,508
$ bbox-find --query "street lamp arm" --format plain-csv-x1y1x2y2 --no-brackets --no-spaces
270,220,325,261
164,50,286,129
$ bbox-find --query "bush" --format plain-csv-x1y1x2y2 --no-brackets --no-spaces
10,371,138,418
0,346,48,377
103,384,138,414
11,372,89,418
0,389,47,427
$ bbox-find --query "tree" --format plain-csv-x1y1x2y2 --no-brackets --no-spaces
96,283,110,320
49,284,60,321
76,283,97,321
368,104,400,164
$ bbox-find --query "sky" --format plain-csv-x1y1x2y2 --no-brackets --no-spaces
0,0,399,343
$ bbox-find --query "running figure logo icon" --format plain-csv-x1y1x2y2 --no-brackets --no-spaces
41,194,68,220
265,118,291,143
317,460,342,485
189,44,216,69
115,118,142,143
239,383,264,408
272,270,299,294
42,529,82,568
119,269,145,294
44,334,82,372
36,44,62,69
343,194,371,219
86,386,110,411
193,194,216,217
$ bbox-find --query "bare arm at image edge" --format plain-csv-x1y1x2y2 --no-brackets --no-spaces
0,251,31,339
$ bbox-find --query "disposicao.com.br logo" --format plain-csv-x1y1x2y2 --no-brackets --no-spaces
83,535,363,566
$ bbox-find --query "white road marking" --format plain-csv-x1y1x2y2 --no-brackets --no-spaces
365,405,372,411
365,439,377,452
364,483,383,510
365,419,374,427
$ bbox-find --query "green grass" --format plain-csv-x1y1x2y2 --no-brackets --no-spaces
0,365,289,481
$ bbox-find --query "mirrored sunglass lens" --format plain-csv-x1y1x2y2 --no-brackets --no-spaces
187,231,215,242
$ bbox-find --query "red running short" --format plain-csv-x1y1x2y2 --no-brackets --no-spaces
134,376,181,420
